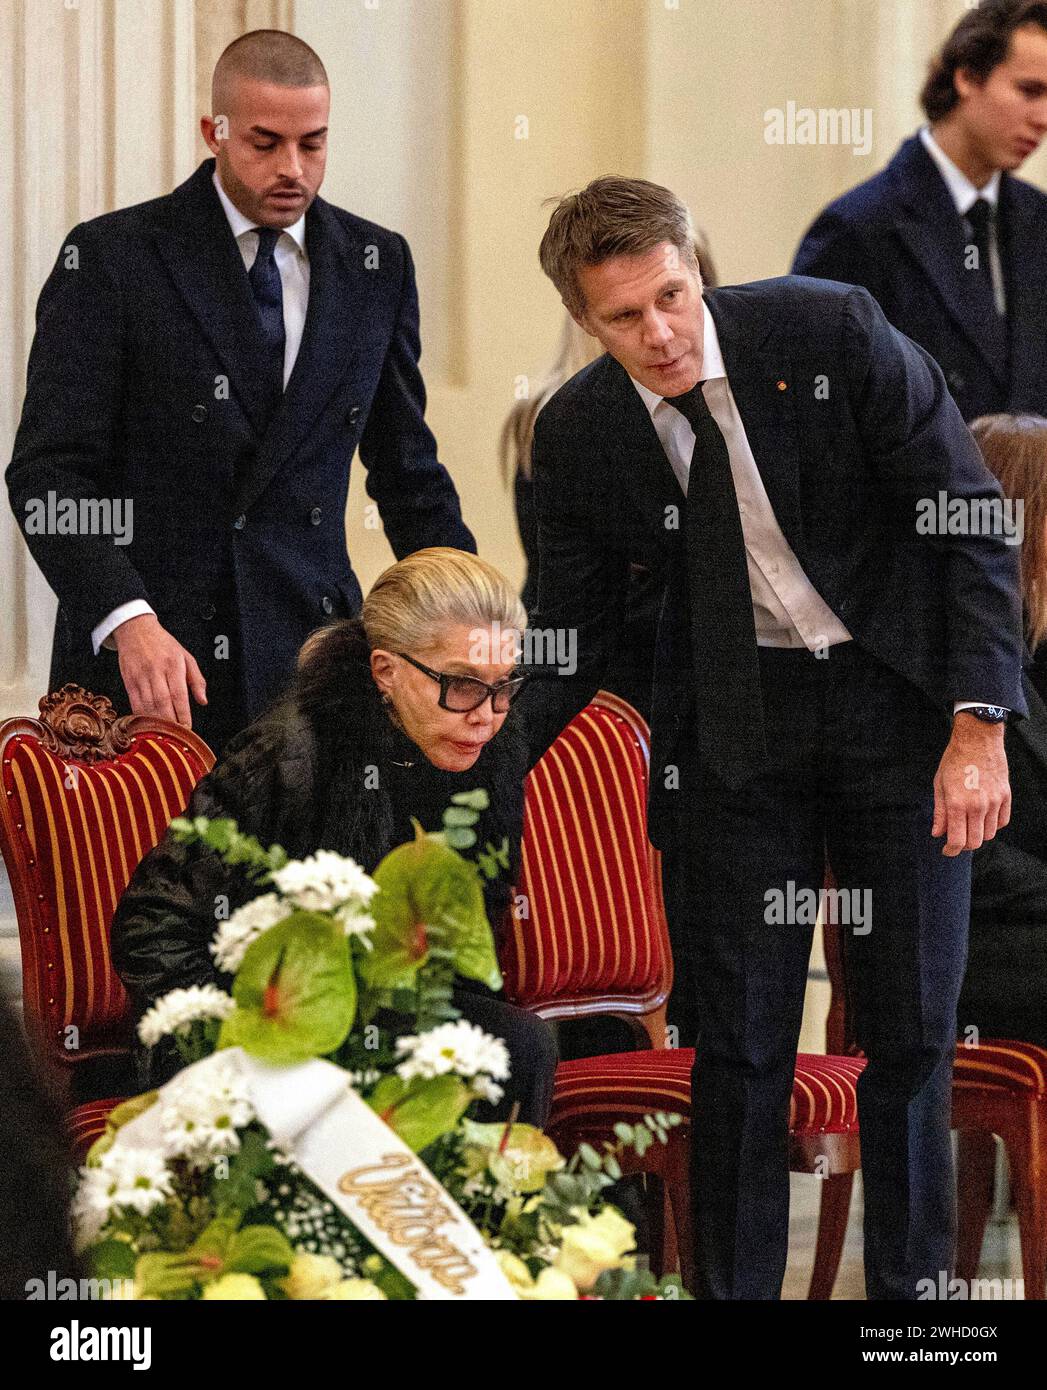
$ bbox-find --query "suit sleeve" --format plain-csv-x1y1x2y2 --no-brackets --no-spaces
515,406,630,767
792,208,887,303
842,285,1026,714
6,222,151,634
357,234,476,556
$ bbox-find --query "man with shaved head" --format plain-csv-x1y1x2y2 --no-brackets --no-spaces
9,29,474,753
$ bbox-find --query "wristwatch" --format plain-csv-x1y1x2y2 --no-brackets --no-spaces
957,705,1008,724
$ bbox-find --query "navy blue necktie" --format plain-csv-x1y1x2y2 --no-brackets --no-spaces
666,382,766,786
247,226,286,406
965,199,996,302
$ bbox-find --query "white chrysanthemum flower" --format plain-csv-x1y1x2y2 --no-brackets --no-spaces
211,892,288,973
74,1146,175,1239
137,984,235,1047
332,900,376,941
395,1020,511,1086
159,1058,255,1170
271,850,378,916
470,1075,505,1106
70,1176,110,1253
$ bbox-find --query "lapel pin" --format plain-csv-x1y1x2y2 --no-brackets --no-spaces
776,379,788,391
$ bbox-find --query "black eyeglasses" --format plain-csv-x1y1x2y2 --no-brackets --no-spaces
397,653,527,713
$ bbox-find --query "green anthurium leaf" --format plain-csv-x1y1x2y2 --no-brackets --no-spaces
368,1074,471,1153
188,1212,241,1262
362,825,501,992
219,911,355,1064
85,1238,137,1282
459,1120,565,1193
134,1251,207,1300
84,1090,158,1166
226,1225,295,1276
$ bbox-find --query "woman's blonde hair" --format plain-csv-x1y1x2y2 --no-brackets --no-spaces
969,412,1047,649
361,546,527,654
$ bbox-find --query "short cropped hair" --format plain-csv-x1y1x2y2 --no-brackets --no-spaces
921,0,1047,122
212,29,328,112
539,176,700,319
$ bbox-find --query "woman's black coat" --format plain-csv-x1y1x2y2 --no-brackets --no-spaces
112,617,529,1036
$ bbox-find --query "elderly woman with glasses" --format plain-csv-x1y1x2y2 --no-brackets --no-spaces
112,548,557,1125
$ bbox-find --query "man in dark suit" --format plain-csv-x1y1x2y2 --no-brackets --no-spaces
7,30,473,755
793,0,1047,423
521,176,1025,1299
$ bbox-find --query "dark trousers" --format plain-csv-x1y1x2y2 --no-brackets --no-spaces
663,641,970,1299
453,982,559,1130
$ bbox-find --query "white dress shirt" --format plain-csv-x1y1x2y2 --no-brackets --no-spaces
919,125,1006,315
91,171,310,653
630,307,851,652
631,305,991,714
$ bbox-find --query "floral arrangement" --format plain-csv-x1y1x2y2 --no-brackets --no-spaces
74,794,688,1301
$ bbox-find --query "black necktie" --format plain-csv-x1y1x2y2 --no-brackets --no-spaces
965,199,997,305
666,383,767,786
247,227,286,406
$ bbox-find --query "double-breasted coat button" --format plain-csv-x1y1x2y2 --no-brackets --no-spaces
347,405,361,425
310,507,322,525
191,404,208,422
233,514,246,530
321,595,334,615
200,602,216,621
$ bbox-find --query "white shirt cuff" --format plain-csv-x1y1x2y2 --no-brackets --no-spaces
953,701,1009,715
92,600,155,654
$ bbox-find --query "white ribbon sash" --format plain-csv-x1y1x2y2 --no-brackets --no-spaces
116,1049,518,1301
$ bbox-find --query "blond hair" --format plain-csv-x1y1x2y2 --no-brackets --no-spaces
970,413,1047,648
361,547,527,653
539,176,701,319
506,226,719,483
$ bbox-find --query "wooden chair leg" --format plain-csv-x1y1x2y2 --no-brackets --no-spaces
807,1172,854,1300
661,1137,695,1293
955,1129,997,1283
1000,1115,1046,1300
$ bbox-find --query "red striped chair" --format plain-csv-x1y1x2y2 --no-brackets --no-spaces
823,916,1047,1300
0,684,214,1160
952,1043,1047,1299
502,692,864,1293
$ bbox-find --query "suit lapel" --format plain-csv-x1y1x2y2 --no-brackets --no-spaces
889,137,1008,389
149,161,275,437
236,196,375,513
704,290,808,567
593,355,686,534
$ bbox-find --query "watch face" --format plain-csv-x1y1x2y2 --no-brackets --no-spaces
973,705,1007,722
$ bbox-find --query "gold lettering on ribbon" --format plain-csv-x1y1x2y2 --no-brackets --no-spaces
338,1153,480,1295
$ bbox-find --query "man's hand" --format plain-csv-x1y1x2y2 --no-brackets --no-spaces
931,713,1010,856
113,613,207,728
